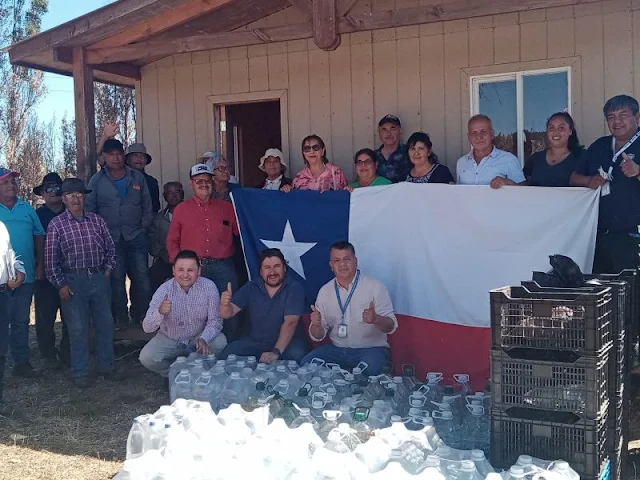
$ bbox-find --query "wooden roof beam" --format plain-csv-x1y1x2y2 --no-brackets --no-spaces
337,0,360,17
90,0,240,49
55,47,141,80
313,0,340,51
288,0,312,18
86,0,602,64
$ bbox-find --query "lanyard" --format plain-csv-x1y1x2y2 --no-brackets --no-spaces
608,130,640,176
334,269,360,324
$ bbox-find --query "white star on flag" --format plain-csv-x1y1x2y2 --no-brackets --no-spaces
260,220,317,279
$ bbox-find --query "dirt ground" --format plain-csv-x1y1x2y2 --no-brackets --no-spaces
0,323,639,480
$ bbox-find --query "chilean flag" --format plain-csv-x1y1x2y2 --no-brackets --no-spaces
231,184,599,388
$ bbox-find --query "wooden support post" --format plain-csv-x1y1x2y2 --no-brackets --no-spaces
313,0,340,51
72,47,97,184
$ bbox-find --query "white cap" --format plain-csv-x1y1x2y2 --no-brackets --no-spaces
259,148,287,172
470,450,485,461
517,455,533,465
190,163,213,178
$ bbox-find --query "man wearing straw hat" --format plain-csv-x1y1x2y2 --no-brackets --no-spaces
257,148,292,190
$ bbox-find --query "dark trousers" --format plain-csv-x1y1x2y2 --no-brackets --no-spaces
112,233,151,326
61,272,115,378
149,258,173,293
593,232,640,274
0,283,34,366
34,280,70,360
201,258,241,341
219,337,309,363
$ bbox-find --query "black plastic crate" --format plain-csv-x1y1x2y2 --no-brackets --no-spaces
576,279,629,337
491,348,609,420
490,285,613,355
608,386,629,452
490,405,609,479
609,333,626,395
611,436,626,480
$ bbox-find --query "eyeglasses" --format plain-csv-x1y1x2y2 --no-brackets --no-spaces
193,179,213,186
63,192,84,199
302,144,322,153
355,159,374,166
44,186,62,194
214,166,229,172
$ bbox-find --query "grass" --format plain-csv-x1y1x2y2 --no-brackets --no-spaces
0,323,166,480
1,320,640,479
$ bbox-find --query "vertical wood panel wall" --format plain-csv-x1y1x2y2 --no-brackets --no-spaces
141,0,639,189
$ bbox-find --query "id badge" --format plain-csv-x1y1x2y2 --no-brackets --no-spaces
598,167,611,197
338,324,348,338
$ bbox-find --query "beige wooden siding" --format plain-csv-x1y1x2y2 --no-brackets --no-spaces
142,0,639,189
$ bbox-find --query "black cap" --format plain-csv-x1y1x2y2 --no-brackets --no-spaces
378,114,401,127
33,172,63,196
102,138,124,154
61,178,92,195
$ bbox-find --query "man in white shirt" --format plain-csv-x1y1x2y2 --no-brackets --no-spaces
301,241,397,375
456,114,526,188
0,220,26,415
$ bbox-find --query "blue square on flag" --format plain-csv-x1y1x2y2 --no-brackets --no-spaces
231,189,350,306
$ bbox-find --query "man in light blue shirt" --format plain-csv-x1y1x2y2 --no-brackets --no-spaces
456,114,526,188
0,167,45,379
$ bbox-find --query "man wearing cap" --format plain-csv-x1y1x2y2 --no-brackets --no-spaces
0,167,45,378
125,143,160,213
167,164,241,339
46,178,120,388
258,148,292,190
33,173,70,368
375,114,411,184
87,138,153,328
149,181,184,291
0,219,26,414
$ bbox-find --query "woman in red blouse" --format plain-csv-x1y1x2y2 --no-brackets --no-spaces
281,135,348,192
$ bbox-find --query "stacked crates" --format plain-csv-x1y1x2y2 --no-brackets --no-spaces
489,284,613,480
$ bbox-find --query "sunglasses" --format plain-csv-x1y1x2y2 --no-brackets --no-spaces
44,185,62,194
302,144,323,153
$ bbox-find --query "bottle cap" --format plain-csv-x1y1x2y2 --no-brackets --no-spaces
352,367,362,374
312,400,324,409
393,376,403,383
390,415,402,423
247,356,257,362
299,407,310,415
227,354,237,361
471,450,485,461
230,372,240,378
461,460,476,472
510,465,525,475
553,461,569,471
517,455,533,465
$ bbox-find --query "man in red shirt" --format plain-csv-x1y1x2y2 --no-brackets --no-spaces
166,164,240,338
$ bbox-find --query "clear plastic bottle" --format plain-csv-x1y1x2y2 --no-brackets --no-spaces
324,429,351,454
189,359,205,379
274,379,290,398
318,410,342,440
275,364,289,381
274,398,298,426
191,371,214,403
549,461,579,480
470,449,494,477
310,399,326,423
368,400,389,430
290,407,320,430
126,415,151,460
226,354,237,362
425,372,445,402
432,410,461,449
246,356,257,370
352,407,373,442
168,357,187,386
505,465,528,480
456,460,483,480
463,405,489,453
388,442,426,475
171,369,192,403
209,366,227,409
203,353,216,370
218,371,250,410
296,365,312,382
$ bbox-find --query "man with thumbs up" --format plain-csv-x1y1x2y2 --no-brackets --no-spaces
139,250,227,377
301,241,397,375
218,248,308,363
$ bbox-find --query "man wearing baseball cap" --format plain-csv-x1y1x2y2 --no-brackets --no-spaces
125,143,160,213
375,114,411,183
46,178,120,388
33,172,70,368
0,167,46,378
258,148,292,190
166,164,241,340
87,138,153,329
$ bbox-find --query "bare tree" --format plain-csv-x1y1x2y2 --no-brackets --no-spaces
60,114,77,177
94,82,136,147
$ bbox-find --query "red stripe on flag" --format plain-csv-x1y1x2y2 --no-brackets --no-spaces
389,315,491,392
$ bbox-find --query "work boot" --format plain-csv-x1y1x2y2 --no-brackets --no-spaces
12,362,43,379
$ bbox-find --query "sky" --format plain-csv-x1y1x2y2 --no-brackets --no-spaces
35,0,113,125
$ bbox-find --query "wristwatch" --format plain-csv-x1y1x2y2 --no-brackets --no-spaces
271,347,282,357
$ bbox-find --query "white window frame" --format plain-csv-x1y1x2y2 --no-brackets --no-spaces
469,67,572,164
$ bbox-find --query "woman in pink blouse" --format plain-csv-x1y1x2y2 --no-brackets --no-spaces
281,135,348,192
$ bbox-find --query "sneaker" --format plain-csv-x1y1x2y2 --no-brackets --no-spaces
42,357,61,371
12,363,43,379
73,377,93,389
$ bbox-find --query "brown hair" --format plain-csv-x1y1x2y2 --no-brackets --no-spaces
301,134,329,166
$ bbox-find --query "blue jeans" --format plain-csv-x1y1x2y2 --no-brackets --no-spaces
61,272,115,378
0,283,34,365
301,345,389,375
34,279,70,359
112,233,151,326
220,337,309,363
201,259,240,341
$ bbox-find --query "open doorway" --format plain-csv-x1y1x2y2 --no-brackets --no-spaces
218,100,282,187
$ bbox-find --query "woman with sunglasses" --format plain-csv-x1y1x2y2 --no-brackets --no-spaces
281,135,348,192
345,148,392,192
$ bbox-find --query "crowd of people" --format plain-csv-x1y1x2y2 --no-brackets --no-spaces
0,92,639,414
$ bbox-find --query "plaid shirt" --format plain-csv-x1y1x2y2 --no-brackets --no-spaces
45,210,116,289
142,276,223,344
376,143,412,184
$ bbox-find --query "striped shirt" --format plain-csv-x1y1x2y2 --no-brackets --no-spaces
143,276,223,344
45,210,116,289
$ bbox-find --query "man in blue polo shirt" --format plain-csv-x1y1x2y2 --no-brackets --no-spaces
571,94,640,274
0,167,45,378
218,248,308,363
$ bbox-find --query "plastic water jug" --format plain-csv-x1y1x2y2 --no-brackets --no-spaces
203,353,216,370
470,449,494,477
387,442,426,475
171,369,192,403
318,410,342,440
126,414,151,460
454,460,484,480
168,357,187,386
463,405,489,453
297,365,312,382
191,371,214,403
550,461,580,480
218,371,250,410
505,465,528,479
246,356,257,370
432,410,461,449
275,399,298,426
290,407,320,430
